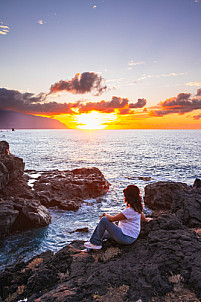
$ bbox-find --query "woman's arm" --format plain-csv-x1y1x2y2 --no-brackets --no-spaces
100,212,126,222
141,212,153,222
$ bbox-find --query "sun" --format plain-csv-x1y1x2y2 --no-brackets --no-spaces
75,111,116,130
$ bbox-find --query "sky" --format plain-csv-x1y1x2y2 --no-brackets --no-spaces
1,0,201,129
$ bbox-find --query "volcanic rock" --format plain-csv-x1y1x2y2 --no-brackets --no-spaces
0,197,51,238
12,198,52,231
0,213,200,302
144,180,201,228
0,141,24,190
33,167,110,211
144,181,188,210
0,198,19,237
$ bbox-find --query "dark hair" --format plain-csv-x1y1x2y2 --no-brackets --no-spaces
123,185,143,213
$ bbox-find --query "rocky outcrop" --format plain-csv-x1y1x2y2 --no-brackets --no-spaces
0,141,24,190
33,167,110,211
144,180,201,228
12,198,52,230
0,213,200,302
0,141,110,237
0,142,51,238
144,181,188,210
0,197,51,238
0,180,201,301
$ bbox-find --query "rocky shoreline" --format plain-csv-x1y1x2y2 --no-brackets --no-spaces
0,141,110,238
0,141,201,301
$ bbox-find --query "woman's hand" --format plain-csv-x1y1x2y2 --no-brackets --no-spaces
145,217,153,222
141,212,153,222
100,213,106,220
100,212,126,222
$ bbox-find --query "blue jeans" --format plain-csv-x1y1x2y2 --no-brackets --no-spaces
90,217,136,246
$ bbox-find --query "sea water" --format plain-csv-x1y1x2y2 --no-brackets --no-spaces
0,129,200,270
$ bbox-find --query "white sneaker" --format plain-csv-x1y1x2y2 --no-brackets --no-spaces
84,242,102,250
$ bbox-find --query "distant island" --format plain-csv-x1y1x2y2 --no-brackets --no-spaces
0,109,68,129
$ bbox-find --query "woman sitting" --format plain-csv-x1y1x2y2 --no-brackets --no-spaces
84,184,152,250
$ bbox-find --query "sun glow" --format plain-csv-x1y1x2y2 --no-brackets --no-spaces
75,111,117,130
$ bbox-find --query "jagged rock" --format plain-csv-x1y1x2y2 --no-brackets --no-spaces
0,141,24,191
0,198,51,237
0,198,19,237
0,214,200,302
193,178,201,188
13,199,51,230
144,181,201,228
171,188,201,228
0,174,33,199
144,181,188,210
0,178,201,301
33,167,110,211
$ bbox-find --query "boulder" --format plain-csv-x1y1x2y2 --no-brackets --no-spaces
33,167,110,211
171,188,201,228
12,198,51,231
0,197,51,237
144,181,188,210
144,181,201,228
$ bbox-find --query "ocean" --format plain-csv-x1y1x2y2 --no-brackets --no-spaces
0,129,200,270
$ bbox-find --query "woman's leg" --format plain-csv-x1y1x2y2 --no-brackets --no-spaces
90,217,136,246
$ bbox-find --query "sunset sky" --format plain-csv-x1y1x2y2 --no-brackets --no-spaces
1,0,201,129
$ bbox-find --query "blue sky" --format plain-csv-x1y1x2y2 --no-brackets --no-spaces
1,0,201,128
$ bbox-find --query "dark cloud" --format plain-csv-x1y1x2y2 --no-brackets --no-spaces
0,88,72,115
176,93,191,101
49,72,107,96
129,98,147,108
0,88,146,116
149,91,201,117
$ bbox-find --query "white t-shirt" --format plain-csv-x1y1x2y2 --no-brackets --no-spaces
118,207,141,238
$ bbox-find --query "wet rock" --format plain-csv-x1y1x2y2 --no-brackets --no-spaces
12,199,51,231
0,197,51,237
33,167,110,211
68,227,89,234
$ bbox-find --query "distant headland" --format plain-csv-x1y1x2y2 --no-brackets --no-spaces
0,109,68,129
